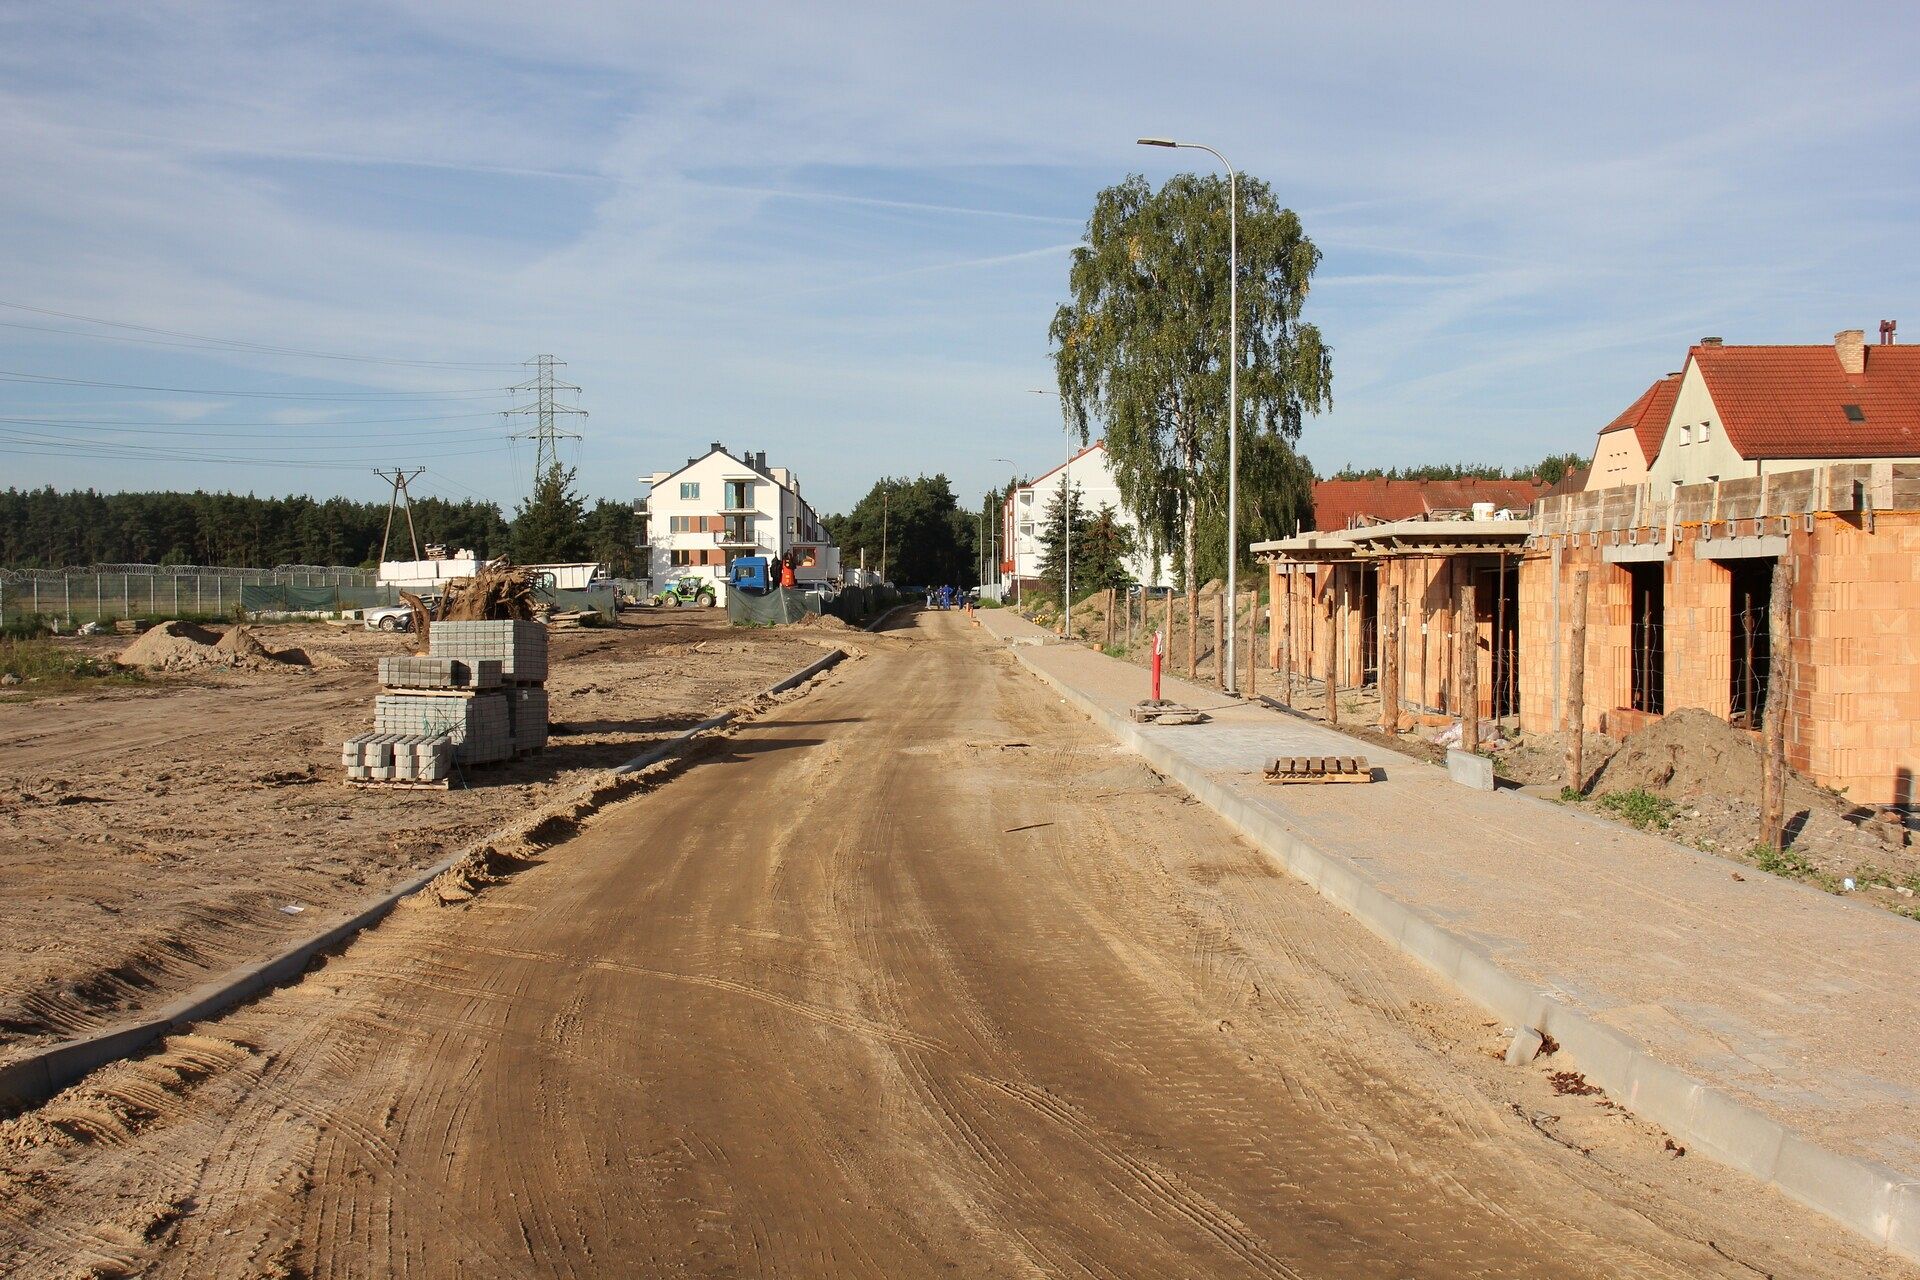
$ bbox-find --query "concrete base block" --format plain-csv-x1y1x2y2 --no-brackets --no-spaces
1505,1026,1544,1066
1446,748,1495,790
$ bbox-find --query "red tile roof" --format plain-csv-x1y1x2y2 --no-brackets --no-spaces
1692,343,1920,459
1309,477,1549,531
1598,373,1682,464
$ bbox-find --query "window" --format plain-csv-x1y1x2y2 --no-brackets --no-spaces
679,481,700,500
1699,421,1710,442
785,515,796,535
723,479,751,509
1679,424,1692,445
670,549,694,566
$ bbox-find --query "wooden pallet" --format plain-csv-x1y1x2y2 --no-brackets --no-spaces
1264,755,1373,784
377,686,502,698
344,777,455,791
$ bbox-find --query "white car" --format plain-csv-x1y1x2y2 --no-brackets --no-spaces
364,596,440,632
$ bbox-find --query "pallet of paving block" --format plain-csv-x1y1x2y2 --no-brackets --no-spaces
344,777,457,791
1263,755,1374,784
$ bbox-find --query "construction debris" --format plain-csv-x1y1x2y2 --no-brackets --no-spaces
1129,700,1208,725
1265,756,1374,784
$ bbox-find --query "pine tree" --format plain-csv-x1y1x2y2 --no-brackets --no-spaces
511,462,589,563
1034,481,1090,600
1076,503,1137,593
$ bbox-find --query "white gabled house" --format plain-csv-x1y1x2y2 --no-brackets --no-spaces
638,444,840,602
1000,441,1171,596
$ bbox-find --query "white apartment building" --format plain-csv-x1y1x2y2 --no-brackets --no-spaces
639,443,840,602
1000,441,1170,595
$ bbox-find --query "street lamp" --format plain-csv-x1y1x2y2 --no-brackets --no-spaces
992,457,1016,598
1138,136,1241,693
1029,389,1071,639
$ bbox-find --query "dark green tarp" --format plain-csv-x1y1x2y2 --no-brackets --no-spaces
241,583,398,612
727,586,821,626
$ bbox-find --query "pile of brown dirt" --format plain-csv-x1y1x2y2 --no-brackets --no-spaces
116,621,223,671
796,613,853,631
1589,707,1777,801
117,623,310,673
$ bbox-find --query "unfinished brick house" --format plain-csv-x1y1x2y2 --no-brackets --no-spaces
1258,330,1920,807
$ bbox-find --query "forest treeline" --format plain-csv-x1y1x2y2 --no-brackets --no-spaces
0,486,513,569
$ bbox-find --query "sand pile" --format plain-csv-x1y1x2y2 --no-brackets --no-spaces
796,613,853,631
116,621,223,671
117,623,308,673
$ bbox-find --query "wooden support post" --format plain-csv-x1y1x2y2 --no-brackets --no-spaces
1244,589,1257,697
1211,591,1224,687
1326,579,1340,726
1186,591,1197,680
1380,585,1400,733
1457,581,1478,753
1280,575,1294,707
1565,569,1589,793
1759,561,1792,850
1103,588,1115,650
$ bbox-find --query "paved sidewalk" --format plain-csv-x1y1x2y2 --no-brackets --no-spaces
979,606,1920,1258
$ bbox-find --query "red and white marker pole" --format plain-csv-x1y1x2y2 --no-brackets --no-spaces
1151,628,1164,702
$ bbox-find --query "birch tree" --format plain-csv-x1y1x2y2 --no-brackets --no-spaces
1050,172,1330,629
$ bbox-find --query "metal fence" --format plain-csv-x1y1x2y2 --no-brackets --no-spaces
0,563,379,627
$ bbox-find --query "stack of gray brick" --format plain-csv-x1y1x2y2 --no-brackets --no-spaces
428,620,548,684
508,686,550,755
373,692,512,764
342,732,453,783
377,655,503,690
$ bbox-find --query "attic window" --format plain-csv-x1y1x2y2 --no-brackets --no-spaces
1843,404,1866,422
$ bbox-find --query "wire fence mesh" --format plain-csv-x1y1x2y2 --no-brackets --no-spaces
0,564,388,627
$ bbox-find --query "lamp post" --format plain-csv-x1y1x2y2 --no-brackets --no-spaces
1138,136,1240,693
1029,389,1070,637
993,457,1015,599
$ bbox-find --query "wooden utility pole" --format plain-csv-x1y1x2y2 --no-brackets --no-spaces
1457,580,1478,753
1759,561,1793,850
1380,585,1400,733
1103,589,1115,650
1211,591,1224,687
1326,579,1340,726
1163,589,1173,663
1565,569,1590,792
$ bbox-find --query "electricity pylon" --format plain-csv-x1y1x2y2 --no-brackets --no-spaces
505,354,586,484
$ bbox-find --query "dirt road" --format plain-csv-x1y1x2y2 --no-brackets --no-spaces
0,611,1902,1278
0,614,827,1064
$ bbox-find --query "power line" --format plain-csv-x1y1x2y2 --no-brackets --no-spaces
0,409,508,427
0,370,511,398
0,417,514,443
0,299,527,369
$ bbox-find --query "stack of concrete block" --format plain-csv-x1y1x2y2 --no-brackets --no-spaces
507,686,550,755
342,732,453,783
373,692,512,764
429,620,548,683
377,654,503,690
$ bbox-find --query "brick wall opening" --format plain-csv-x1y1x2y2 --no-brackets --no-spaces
1357,564,1379,686
1728,558,1775,729
1628,561,1665,715
1476,560,1521,719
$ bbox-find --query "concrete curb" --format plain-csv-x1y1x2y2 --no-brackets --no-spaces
1006,644,1920,1263
0,646,850,1114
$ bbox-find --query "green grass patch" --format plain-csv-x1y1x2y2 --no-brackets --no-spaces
0,638,145,699
1596,787,1677,830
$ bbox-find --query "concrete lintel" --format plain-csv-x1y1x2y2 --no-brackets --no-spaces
1697,534,1789,561
1601,543,1670,564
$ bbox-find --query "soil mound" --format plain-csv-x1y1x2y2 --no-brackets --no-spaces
213,626,278,663
116,621,221,671
797,614,853,631
1587,706,1812,803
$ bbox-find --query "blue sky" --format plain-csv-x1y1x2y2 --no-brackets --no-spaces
1,2,1917,516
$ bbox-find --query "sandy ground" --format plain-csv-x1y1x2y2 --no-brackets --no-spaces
0,610,1905,1278
0,612,830,1067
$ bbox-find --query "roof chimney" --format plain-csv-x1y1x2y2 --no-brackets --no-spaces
1880,319,1898,345
1835,329,1866,375
1699,336,1723,347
